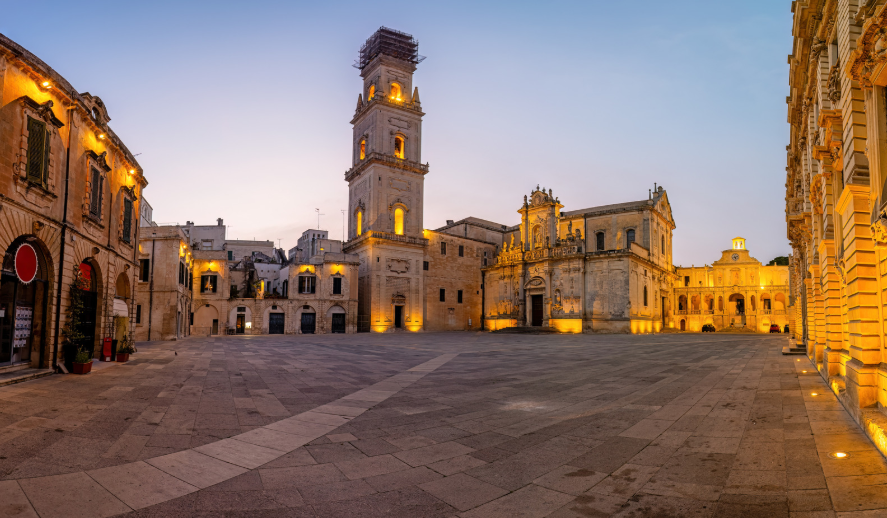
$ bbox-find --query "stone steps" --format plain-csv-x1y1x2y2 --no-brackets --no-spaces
0,368,54,387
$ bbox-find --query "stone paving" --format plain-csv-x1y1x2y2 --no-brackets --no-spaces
0,332,881,517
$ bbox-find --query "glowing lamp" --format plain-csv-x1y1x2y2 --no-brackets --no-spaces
98,133,106,140
41,81,51,89
129,169,135,175
811,393,818,396
245,322,252,329
829,452,848,459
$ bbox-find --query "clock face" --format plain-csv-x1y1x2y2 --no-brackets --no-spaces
731,253,739,261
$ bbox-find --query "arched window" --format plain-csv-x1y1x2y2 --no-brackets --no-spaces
394,136,404,159
390,83,402,101
356,211,363,236
394,208,404,235
596,232,605,251
643,286,648,307
661,235,665,251
359,139,366,160
626,229,635,248
368,84,375,100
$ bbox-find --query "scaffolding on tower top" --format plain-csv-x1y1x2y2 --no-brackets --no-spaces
354,27,425,69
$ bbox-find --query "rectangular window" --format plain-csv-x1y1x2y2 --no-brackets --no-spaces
333,277,342,295
458,245,464,257
227,250,233,260
423,261,429,271
26,116,50,185
122,198,133,243
439,288,445,302
457,290,463,303
299,276,316,294
135,305,142,324
139,259,150,282
201,240,212,250
596,232,605,251
441,242,447,255
179,263,184,285
89,167,102,218
200,275,217,293
684,276,690,287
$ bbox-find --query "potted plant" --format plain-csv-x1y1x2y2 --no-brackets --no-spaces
61,266,90,372
72,348,93,375
116,336,135,362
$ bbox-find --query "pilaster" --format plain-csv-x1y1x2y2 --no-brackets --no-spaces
839,184,880,414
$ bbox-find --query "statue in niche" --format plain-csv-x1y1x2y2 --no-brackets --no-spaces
567,221,572,236
545,236,550,248
510,234,515,250
575,229,581,240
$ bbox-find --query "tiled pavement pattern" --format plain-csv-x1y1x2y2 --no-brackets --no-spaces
0,333,881,517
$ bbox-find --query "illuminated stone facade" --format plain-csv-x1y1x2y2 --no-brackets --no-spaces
673,238,791,333
0,34,147,369
787,1,887,451
483,187,676,333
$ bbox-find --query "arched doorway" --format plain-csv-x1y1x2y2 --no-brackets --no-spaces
0,237,51,367
680,319,686,331
113,272,131,350
299,306,316,334
73,260,100,365
195,305,219,336
728,294,745,315
328,305,346,334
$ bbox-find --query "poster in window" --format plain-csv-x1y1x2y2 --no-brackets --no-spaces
14,306,33,349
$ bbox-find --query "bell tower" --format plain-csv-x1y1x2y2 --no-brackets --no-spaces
344,27,429,332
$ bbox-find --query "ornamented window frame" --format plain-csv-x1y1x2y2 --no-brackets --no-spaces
84,150,111,227
118,185,137,247
16,97,63,203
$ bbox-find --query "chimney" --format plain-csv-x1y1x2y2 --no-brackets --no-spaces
446,220,454,225
217,218,224,226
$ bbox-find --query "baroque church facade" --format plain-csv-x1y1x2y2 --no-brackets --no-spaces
341,27,679,334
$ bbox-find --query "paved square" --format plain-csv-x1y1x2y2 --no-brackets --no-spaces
0,332,880,516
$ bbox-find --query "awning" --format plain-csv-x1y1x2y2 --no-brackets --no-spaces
113,298,128,317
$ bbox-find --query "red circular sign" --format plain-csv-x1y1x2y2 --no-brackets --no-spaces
14,244,38,284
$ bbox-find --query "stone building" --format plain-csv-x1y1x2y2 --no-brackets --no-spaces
189,244,359,336
0,33,147,371
132,226,193,341
786,1,887,454
673,238,791,333
342,27,500,333
483,187,676,333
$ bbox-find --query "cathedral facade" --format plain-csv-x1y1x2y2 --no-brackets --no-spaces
342,28,678,334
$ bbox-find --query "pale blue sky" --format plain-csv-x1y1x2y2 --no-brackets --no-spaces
3,1,792,265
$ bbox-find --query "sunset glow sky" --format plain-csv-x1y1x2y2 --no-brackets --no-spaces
4,1,791,265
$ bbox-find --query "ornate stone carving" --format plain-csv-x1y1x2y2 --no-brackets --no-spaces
871,210,887,247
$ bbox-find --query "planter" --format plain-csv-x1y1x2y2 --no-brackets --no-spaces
116,353,129,363
72,361,93,375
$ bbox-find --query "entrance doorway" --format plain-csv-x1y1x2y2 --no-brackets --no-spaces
268,313,284,334
661,297,667,328
680,319,686,331
331,313,345,333
394,306,403,329
211,319,218,335
301,312,316,334
531,295,543,327
0,239,50,367
76,262,98,364
236,314,245,334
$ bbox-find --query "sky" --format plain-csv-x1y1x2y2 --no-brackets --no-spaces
3,1,793,265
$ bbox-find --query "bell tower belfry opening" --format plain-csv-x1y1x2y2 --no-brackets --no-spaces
344,27,429,333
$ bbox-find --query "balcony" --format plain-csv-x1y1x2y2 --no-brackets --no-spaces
344,230,428,250
352,95,423,122
345,152,429,181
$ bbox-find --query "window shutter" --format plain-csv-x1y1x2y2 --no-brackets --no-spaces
42,128,51,185
122,198,133,242
211,276,217,293
90,168,101,217
26,117,47,183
